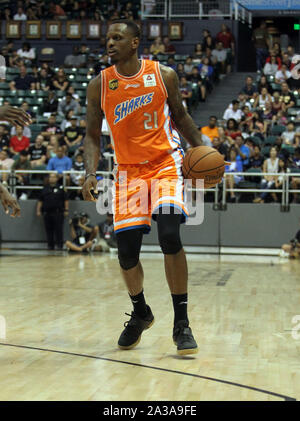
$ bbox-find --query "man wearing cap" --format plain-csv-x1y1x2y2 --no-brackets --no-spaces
58,93,81,117
63,116,83,155
36,172,69,250
65,212,97,252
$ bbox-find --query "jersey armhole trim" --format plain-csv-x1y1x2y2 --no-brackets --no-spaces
156,62,168,99
100,70,105,112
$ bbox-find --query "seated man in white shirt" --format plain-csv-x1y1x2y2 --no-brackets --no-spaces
223,100,243,122
275,63,292,84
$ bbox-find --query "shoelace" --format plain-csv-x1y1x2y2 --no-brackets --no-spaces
123,312,138,328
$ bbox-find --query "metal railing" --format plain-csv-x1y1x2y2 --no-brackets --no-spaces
1,170,300,209
141,0,252,24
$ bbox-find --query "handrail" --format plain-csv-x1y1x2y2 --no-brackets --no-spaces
2,170,300,208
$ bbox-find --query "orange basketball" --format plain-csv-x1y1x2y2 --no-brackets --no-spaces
182,146,226,188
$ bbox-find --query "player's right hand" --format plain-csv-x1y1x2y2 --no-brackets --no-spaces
82,175,98,202
0,105,32,126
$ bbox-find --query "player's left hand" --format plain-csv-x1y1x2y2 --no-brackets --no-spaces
0,186,21,217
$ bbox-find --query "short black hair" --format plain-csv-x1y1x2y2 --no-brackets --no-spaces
209,115,217,120
20,150,28,157
109,19,141,40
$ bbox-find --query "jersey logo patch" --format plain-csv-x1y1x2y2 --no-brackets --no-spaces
114,92,154,124
143,74,156,87
109,79,118,90
124,83,140,90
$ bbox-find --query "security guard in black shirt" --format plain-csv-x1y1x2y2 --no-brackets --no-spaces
37,172,69,250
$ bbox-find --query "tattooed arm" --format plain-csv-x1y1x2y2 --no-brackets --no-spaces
82,75,103,201
160,64,202,148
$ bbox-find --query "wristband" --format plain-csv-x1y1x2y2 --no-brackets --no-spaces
85,172,97,180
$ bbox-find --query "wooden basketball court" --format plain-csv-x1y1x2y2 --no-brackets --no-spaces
0,250,299,401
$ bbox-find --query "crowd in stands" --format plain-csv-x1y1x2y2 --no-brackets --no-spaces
0,21,236,201
200,61,300,203
0,0,141,22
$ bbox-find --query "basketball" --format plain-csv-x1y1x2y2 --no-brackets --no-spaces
182,146,227,188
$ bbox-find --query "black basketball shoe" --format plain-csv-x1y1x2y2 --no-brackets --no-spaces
173,320,198,355
118,305,154,350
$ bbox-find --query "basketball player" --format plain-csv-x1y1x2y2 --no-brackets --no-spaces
0,105,32,217
82,21,203,355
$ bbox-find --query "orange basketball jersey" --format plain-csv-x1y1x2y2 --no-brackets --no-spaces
100,59,181,164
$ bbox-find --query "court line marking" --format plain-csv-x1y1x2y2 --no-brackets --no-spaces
0,342,295,401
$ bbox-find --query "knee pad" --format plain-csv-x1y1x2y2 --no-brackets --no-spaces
118,252,139,271
159,228,182,255
116,229,143,270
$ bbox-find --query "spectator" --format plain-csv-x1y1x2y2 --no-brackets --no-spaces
92,213,117,252
150,37,165,56
60,109,75,132
275,63,292,85
10,123,31,141
198,57,214,84
9,50,23,68
265,49,282,68
216,24,235,63
140,47,153,61
17,42,36,66
212,42,228,75
11,150,31,200
249,145,264,169
9,125,30,156
282,122,296,145
281,52,292,70
234,135,250,168
272,110,288,126
41,91,59,115
65,212,96,253
47,146,72,176
274,158,287,201
263,54,279,77
188,66,206,102
64,46,86,68
252,21,270,72
179,76,192,110
163,37,176,55
249,111,266,138
193,43,203,61
200,116,219,142
37,173,69,250
225,147,243,202
63,117,83,155
67,86,80,103
48,1,66,18
28,135,47,168
225,118,242,142
271,91,286,115
0,149,14,184
240,76,257,99
9,65,36,91
183,57,194,76
223,100,243,122
164,56,175,71
20,100,35,122
52,68,70,92
280,82,295,110
0,124,10,151
212,136,227,158
41,115,62,141
41,62,55,79
47,135,59,160
202,34,215,52
36,68,52,91
176,63,186,80
253,87,273,109
58,93,81,117
253,146,279,203
13,6,27,20
257,75,273,95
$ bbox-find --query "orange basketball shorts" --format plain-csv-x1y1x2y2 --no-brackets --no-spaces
113,149,189,234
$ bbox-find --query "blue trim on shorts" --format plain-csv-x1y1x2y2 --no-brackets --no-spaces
114,224,151,235
152,204,188,223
